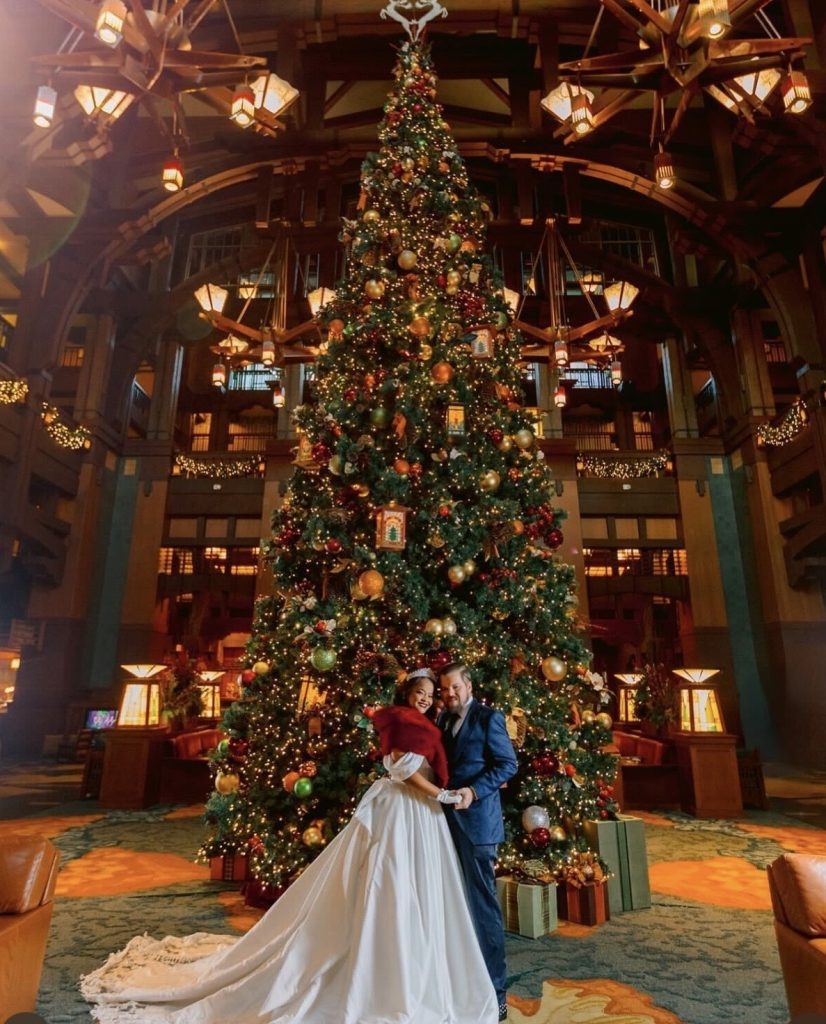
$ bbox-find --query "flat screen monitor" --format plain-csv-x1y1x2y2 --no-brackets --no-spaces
85,708,118,730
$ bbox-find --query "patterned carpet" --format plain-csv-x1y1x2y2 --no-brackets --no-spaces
10,800,825,1024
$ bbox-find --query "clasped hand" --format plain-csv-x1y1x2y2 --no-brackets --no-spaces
433,787,474,809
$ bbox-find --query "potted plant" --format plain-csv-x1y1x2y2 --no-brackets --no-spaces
635,662,676,738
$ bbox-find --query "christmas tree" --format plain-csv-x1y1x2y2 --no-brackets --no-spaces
201,38,619,892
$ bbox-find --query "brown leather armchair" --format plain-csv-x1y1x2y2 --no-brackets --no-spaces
0,834,60,1015
767,852,826,1017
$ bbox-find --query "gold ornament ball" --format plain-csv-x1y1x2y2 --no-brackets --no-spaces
514,428,534,450
431,361,455,384
441,617,457,635
447,564,466,585
550,826,567,843
424,618,444,636
398,250,418,271
445,285,458,296
328,455,342,476
364,279,386,300
595,712,614,731
463,559,477,577
302,826,324,848
511,519,525,535
541,656,567,682
393,458,410,476
419,343,433,361
358,568,385,597
363,209,380,223
581,710,596,725
252,661,270,675
479,470,501,493
446,270,462,286
215,772,240,795
498,437,513,453
409,315,431,337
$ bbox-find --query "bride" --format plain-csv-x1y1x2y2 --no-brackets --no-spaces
81,667,500,1024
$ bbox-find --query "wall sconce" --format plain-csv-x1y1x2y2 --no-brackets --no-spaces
673,668,725,733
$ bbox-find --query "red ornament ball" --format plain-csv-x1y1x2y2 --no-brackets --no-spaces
487,428,504,445
530,827,551,849
426,649,453,673
312,442,331,463
325,538,342,554
229,738,249,759
314,620,328,633
531,754,558,778
546,529,564,549
344,387,358,402
240,669,256,685
564,763,578,777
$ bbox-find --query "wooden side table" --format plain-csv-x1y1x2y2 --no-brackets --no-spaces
99,727,169,809
672,732,744,819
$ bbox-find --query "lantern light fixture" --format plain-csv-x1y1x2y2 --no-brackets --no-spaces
604,280,639,313
610,359,623,388
654,148,676,190
307,286,337,317
251,72,299,116
540,82,596,125
33,85,57,128
120,664,166,678
261,338,276,366
271,383,285,408
570,91,595,136
672,668,725,733
74,84,131,121
231,83,256,127
553,335,569,368
501,287,520,315
95,0,127,47
615,672,643,722
553,385,567,409
782,69,812,114
212,361,227,389
161,152,184,192
194,283,228,315
698,0,731,39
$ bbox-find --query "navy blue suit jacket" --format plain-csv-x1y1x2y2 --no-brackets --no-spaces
439,700,517,845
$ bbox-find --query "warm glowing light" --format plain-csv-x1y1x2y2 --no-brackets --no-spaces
194,283,228,314
540,82,595,124
95,0,127,46
218,334,250,356
783,70,812,114
198,682,222,718
74,84,130,120
674,670,725,733
570,92,595,136
272,383,285,408
251,72,299,116
501,287,520,314
261,339,276,366
610,359,622,387
553,337,569,367
33,85,57,128
615,673,643,721
698,0,731,39
231,84,256,127
733,68,781,104
673,667,721,684
161,154,183,192
654,150,676,190
121,664,166,678
553,385,567,409
604,280,639,312
212,362,227,389
118,681,161,726
9,656,20,671
308,287,337,316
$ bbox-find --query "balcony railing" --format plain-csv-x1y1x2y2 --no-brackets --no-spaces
584,548,688,577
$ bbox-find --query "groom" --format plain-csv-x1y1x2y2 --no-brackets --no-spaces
438,662,517,1023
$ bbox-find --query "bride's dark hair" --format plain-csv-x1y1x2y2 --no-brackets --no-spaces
393,670,438,720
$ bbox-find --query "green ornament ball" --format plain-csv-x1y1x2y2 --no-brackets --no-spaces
293,777,314,799
311,647,337,672
370,406,391,428
216,739,230,757
495,311,509,329
447,233,462,253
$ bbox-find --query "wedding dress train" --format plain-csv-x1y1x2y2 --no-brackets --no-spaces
81,756,499,1024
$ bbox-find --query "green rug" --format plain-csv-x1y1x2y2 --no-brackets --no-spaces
8,801,820,1023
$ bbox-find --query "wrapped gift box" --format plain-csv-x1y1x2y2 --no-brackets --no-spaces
583,814,651,913
557,879,610,926
496,876,558,939
209,853,249,882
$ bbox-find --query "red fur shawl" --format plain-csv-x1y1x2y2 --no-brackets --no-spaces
373,705,448,788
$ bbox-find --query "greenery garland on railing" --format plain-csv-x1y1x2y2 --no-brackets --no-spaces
756,401,808,449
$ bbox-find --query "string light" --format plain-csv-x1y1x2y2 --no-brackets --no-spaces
756,401,808,448
577,451,671,479
41,403,92,450
0,379,28,404
173,453,264,478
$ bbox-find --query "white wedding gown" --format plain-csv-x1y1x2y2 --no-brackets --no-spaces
81,755,499,1024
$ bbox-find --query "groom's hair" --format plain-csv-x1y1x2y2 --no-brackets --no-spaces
439,662,472,687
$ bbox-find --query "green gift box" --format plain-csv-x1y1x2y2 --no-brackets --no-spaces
583,814,651,913
496,876,558,939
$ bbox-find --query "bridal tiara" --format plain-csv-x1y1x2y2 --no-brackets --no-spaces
405,667,437,684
